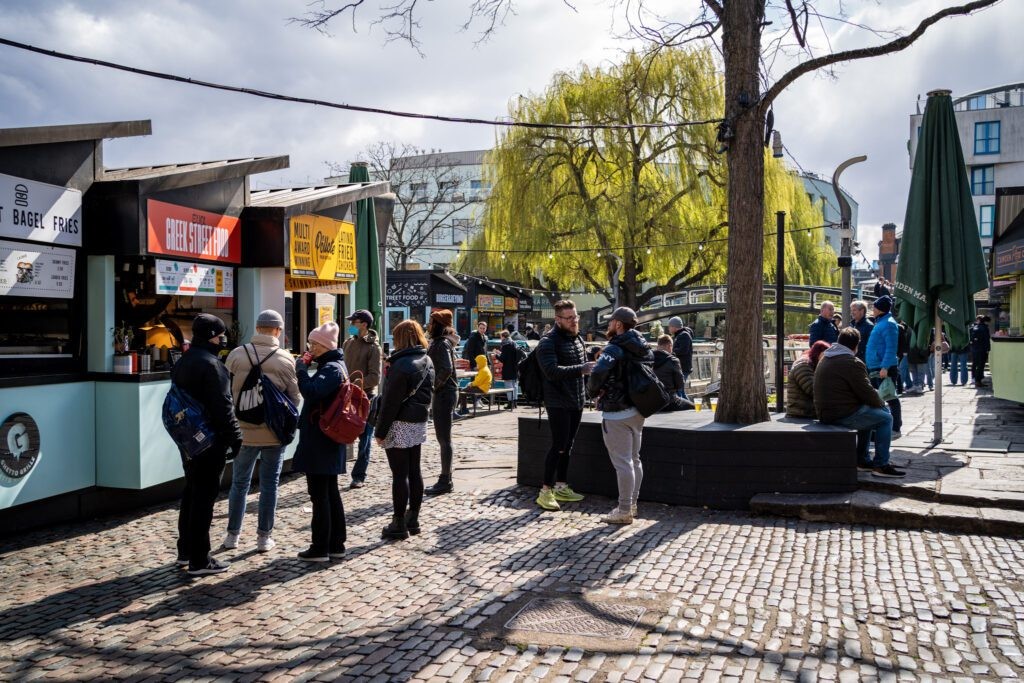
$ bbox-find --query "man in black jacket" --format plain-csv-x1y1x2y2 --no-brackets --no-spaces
170,314,243,576
462,320,488,362
586,307,651,525
535,300,595,512
666,316,693,399
970,315,992,387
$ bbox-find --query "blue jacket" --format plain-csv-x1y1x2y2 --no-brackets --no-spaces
809,316,838,347
292,348,348,475
865,312,898,371
851,316,874,362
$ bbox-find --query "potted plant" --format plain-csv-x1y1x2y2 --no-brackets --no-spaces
111,321,135,373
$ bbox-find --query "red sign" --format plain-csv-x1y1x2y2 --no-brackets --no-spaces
146,199,241,264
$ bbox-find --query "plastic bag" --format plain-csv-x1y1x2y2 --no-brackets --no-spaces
876,377,897,402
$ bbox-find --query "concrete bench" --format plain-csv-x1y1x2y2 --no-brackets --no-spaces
517,411,857,510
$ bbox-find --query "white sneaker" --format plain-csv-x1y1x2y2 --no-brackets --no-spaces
222,532,239,549
602,508,634,525
257,535,275,553
631,504,638,517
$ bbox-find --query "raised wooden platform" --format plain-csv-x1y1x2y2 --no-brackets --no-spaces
517,411,857,510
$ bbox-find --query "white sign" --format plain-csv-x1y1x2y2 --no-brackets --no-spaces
0,173,83,247
155,259,234,297
0,239,76,299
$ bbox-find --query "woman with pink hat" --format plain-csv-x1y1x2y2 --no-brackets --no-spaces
293,321,349,562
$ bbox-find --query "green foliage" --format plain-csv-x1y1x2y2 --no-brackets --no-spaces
460,46,838,304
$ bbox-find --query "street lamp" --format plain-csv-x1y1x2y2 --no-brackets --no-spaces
831,156,867,314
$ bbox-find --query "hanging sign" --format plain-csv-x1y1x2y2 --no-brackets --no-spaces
147,199,241,264
155,259,234,297
0,239,75,299
289,214,357,281
477,294,505,312
0,173,83,247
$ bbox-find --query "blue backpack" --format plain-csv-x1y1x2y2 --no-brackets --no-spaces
262,373,299,445
162,384,216,461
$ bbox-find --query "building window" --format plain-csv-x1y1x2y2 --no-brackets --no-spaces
452,218,472,245
967,95,987,111
979,205,994,238
974,121,1000,155
971,166,994,196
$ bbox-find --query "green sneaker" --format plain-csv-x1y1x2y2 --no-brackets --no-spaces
536,488,560,511
553,485,584,503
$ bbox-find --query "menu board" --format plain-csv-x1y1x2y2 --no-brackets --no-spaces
155,259,234,297
0,239,75,299
0,173,83,247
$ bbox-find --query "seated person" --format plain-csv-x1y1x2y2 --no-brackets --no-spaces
653,335,693,412
813,327,904,478
458,354,492,414
786,340,830,418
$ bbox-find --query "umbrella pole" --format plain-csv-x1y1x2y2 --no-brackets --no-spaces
933,310,943,445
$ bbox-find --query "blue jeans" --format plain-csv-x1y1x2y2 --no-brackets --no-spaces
909,362,930,390
350,419,374,483
678,372,691,401
898,356,911,389
949,352,969,385
227,445,285,535
835,404,893,468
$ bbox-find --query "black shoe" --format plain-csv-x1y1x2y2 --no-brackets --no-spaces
349,480,365,489
873,464,906,478
405,510,421,535
328,545,346,559
175,555,189,568
382,515,410,540
857,463,874,472
297,547,329,562
425,477,453,496
187,557,230,576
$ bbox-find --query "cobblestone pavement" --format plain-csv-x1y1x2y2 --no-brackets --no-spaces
3,411,1024,681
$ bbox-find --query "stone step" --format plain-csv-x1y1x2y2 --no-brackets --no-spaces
858,474,1024,511
750,490,1024,538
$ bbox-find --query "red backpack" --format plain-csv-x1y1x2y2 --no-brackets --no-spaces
317,371,370,444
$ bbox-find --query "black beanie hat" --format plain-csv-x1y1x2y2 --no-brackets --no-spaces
873,295,893,314
192,313,226,342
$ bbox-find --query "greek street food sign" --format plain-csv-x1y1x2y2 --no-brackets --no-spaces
289,214,357,281
147,199,242,264
0,412,40,479
0,239,76,298
0,173,83,247
155,259,234,297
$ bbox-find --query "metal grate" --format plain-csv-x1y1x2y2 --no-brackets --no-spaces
504,598,646,639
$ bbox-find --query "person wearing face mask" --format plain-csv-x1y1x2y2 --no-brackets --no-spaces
222,310,301,554
341,310,382,489
170,313,243,576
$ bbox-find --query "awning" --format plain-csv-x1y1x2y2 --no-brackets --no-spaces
286,276,350,294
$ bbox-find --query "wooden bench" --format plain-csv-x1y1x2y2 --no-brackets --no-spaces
458,379,514,416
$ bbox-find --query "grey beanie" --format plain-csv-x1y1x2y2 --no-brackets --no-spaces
667,316,683,329
256,309,285,328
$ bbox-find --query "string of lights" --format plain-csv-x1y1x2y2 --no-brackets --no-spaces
0,37,722,132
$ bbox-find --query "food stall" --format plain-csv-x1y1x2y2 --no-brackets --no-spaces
991,187,1024,403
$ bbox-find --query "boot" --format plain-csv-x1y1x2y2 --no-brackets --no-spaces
382,514,410,540
425,476,454,496
405,509,421,536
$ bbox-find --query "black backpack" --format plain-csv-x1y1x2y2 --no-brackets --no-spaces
236,345,274,424
625,357,671,418
517,349,545,403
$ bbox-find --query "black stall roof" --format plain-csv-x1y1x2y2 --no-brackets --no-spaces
101,156,289,192
249,182,391,216
0,120,151,147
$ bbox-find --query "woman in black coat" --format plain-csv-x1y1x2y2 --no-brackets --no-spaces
293,322,347,562
374,320,435,540
425,309,459,496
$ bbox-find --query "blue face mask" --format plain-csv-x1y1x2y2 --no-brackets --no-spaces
347,325,359,336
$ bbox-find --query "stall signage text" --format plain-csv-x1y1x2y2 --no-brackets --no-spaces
994,238,1024,277
155,259,234,297
434,292,464,306
289,214,357,281
0,173,82,247
0,239,75,299
477,294,504,312
0,412,40,479
147,199,241,264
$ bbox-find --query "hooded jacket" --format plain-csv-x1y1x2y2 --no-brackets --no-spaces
586,328,655,413
813,343,885,423
785,355,817,419
293,348,347,475
468,354,493,393
341,329,382,395
171,340,243,453
428,332,459,393
652,349,685,393
225,334,302,446
374,346,434,440
462,330,487,362
671,327,694,374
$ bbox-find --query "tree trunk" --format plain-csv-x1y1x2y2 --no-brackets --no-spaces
716,0,770,425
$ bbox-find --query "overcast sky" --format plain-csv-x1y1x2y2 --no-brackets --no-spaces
0,0,1017,266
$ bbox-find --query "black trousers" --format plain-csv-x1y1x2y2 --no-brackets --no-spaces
870,367,902,433
972,351,988,384
386,445,424,517
177,450,227,570
305,473,346,553
543,407,583,487
432,387,457,478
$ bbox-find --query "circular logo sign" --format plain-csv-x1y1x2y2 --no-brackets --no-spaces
0,413,40,479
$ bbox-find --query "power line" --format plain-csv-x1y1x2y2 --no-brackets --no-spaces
0,37,722,132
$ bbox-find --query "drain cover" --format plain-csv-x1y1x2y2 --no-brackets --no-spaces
504,598,646,639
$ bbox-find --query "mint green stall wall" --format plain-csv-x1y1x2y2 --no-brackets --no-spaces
95,380,183,489
0,382,96,508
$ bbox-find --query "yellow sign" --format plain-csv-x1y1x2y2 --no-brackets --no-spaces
289,214,357,281
285,276,350,294
319,305,335,325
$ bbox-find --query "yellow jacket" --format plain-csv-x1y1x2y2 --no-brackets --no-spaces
469,354,492,392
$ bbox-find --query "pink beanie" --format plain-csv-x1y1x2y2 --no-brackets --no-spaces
308,321,339,350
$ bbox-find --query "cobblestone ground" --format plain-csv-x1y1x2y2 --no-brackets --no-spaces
3,424,1024,681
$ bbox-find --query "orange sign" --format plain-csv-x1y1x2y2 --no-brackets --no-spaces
146,199,241,264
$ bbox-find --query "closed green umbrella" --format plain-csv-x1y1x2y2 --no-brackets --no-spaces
895,89,989,443
349,162,382,329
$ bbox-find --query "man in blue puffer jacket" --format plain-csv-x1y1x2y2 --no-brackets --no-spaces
864,295,902,437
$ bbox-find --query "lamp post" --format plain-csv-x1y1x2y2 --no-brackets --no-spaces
831,156,867,315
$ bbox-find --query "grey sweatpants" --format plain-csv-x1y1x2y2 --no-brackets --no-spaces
601,412,645,512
